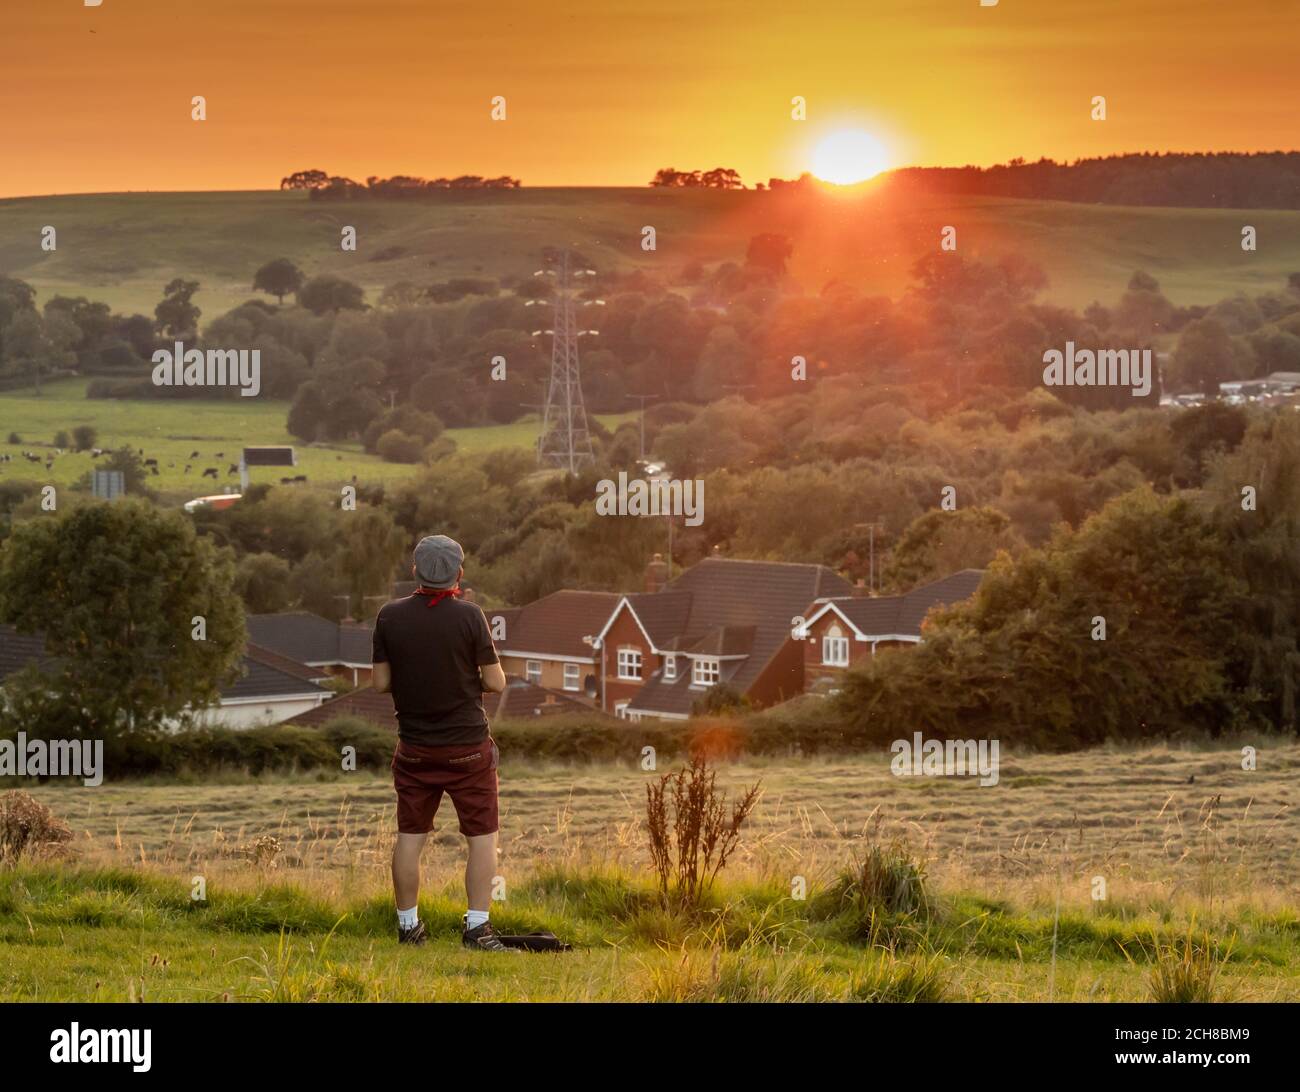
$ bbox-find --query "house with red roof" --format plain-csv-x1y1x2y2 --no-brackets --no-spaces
795,570,984,691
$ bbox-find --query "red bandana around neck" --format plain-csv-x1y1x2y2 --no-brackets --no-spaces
415,585,462,608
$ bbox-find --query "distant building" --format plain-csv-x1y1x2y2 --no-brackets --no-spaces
591,558,854,721
286,675,594,730
796,570,984,689
246,611,374,686
0,624,330,730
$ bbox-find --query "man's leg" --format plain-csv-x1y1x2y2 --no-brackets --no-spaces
393,832,428,915
464,831,496,912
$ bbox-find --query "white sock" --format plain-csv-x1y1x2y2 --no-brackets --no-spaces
397,905,419,930
466,909,490,930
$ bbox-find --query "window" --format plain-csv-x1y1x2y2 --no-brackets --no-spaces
617,648,642,680
563,663,581,691
692,658,720,686
822,625,849,667
663,655,677,681
525,660,541,685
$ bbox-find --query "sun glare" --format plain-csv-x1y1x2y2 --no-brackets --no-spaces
810,129,891,185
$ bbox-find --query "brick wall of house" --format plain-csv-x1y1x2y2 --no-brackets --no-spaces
600,605,654,712
748,635,807,707
802,611,917,686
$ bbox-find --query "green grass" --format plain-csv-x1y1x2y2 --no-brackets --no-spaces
2,188,1296,317
0,378,632,497
1,862,1294,1002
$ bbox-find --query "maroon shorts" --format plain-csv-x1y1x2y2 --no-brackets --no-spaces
391,737,499,836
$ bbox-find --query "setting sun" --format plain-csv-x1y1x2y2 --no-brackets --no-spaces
811,129,891,185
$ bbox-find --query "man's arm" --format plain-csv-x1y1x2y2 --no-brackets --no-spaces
473,606,505,693
371,613,390,692
479,662,506,693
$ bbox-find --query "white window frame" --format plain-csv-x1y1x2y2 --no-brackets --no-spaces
563,663,581,691
822,634,849,667
617,648,642,680
663,655,677,681
525,659,542,685
615,701,629,719
692,658,720,687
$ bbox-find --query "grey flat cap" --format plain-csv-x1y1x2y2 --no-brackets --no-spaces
413,534,464,589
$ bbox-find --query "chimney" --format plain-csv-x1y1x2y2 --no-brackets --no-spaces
853,579,868,598
644,552,669,593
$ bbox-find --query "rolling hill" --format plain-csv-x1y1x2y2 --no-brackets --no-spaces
1,186,1297,319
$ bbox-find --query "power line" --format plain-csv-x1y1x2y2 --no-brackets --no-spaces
533,250,598,474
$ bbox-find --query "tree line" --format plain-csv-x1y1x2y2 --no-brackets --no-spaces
280,169,522,199
885,152,1300,210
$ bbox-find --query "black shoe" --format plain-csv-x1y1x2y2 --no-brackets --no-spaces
398,919,428,945
462,917,516,952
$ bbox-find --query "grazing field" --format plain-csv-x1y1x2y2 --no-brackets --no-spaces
5,742,1297,1002
2,188,1296,318
0,379,633,497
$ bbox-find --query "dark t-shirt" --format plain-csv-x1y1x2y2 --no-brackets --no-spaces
371,595,499,746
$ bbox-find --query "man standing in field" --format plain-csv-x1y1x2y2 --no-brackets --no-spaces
372,534,511,951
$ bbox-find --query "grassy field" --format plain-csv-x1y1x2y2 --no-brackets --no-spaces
5,741,1298,1001
2,188,1296,318
0,378,633,498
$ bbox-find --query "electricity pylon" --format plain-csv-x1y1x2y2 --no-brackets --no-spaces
532,250,599,473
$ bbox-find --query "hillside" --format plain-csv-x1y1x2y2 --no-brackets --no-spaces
2,187,1297,318
0,379,634,496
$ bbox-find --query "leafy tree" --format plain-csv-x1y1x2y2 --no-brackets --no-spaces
1172,317,1239,396
832,489,1246,750
252,258,305,305
154,278,201,338
0,275,37,359
691,684,751,715
280,169,330,191
234,552,294,613
71,425,97,452
745,233,793,276
334,508,408,617
882,506,1023,591
0,499,244,738
1,310,77,393
297,275,365,315
376,429,424,463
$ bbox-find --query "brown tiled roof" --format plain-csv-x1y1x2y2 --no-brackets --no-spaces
492,678,594,719
286,686,396,729
494,590,620,659
627,558,854,716
623,591,692,646
818,570,984,638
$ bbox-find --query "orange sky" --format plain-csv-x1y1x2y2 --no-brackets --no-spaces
1,0,1295,198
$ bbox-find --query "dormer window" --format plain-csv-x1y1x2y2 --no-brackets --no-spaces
692,658,720,686
664,655,677,681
